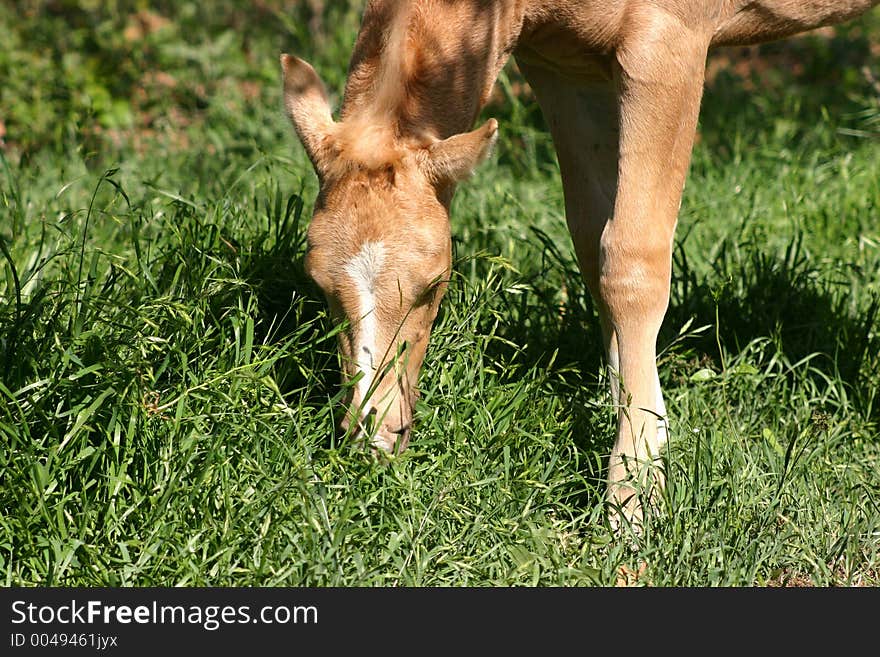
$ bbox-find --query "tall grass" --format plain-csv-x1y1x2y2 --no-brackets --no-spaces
1,1,878,586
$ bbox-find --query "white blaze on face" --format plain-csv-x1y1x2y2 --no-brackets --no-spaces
343,241,387,412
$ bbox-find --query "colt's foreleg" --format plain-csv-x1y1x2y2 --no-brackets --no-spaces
601,12,711,528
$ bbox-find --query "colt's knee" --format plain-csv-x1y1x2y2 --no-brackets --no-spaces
597,244,670,332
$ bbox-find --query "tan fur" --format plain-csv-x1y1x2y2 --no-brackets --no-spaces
282,0,879,523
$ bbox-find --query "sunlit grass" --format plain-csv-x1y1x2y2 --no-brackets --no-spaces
1,2,878,586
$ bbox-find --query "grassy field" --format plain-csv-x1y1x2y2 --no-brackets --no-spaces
1,1,879,586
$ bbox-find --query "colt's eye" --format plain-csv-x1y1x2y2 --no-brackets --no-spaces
415,277,444,306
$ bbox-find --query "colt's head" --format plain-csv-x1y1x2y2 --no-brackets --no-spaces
281,54,497,453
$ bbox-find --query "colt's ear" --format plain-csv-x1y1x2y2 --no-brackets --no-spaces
423,119,498,185
280,54,335,176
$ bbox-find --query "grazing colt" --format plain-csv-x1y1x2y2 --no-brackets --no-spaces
282,0,878,525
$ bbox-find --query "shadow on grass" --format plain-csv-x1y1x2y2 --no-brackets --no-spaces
469,228,612,472
666,234,879,405
463,224,878,515
235,191,339,403
472,221,878,442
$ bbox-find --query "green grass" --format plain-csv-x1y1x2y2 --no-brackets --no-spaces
1,1,879,586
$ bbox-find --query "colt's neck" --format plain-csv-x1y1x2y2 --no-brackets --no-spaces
339,0,524,140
